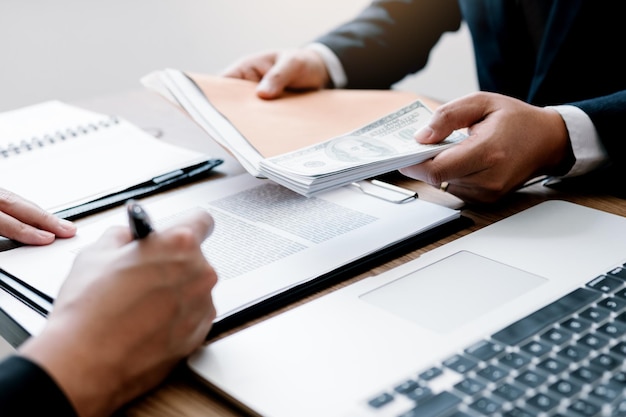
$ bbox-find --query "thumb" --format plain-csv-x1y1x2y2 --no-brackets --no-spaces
256,50,309,99
414,125,439,144
415,93,489,144
157,209,215,245
257,77,283,99
256,65,291,99
174,209,215,244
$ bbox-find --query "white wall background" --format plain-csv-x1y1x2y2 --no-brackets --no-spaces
0,0,477,113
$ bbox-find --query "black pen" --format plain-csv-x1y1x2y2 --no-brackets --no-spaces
149,158,223,185
54,158,223,221
127,200,153,239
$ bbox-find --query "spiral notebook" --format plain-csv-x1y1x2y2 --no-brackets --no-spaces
0,100,212,214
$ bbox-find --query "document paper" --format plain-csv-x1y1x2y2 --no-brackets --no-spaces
0,174,460,323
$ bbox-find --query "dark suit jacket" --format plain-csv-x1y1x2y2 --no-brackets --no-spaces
0,355,77,416
316,0,626,177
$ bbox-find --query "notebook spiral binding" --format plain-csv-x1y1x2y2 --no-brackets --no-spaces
0,116,119,158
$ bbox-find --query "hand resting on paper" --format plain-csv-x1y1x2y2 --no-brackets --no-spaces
221,48,331,100
0,187,76,245
12,208,218,417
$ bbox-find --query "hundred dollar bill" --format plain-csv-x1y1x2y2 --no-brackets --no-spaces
260,100,465,177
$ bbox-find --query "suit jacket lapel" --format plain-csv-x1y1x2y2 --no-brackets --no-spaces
529,0,582,100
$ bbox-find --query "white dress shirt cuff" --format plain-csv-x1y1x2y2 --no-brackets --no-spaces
548,105,608,177
306,43,348,88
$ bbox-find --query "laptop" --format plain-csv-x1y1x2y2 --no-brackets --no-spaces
188,200,626,417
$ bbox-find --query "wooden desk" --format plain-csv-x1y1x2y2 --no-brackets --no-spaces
6,90,626,416
114,173,625,417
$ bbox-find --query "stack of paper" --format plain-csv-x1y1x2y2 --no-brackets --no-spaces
141,69,466,196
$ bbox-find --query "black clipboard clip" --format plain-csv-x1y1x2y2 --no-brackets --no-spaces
350,179,418,203
54,158,223,220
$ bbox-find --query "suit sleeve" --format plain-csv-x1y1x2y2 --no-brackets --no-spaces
571,90,626,170
315,0,462,89
0,355,78,417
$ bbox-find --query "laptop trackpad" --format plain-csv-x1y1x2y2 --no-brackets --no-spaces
360,251,547,333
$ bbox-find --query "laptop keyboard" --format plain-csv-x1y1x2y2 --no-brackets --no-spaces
363,264,626,417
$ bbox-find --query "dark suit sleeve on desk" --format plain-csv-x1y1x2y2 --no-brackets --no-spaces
0,355,78,417
572,90,626,164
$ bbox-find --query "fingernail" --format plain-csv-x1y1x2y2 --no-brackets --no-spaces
58,218,76,232
36,230,55,240
257,78,273,94
414,125,434,142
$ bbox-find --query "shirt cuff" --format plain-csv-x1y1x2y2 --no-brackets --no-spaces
306,43,347,89
548,105,608,177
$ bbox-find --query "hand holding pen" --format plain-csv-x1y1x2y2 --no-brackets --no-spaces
30,199,217,417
